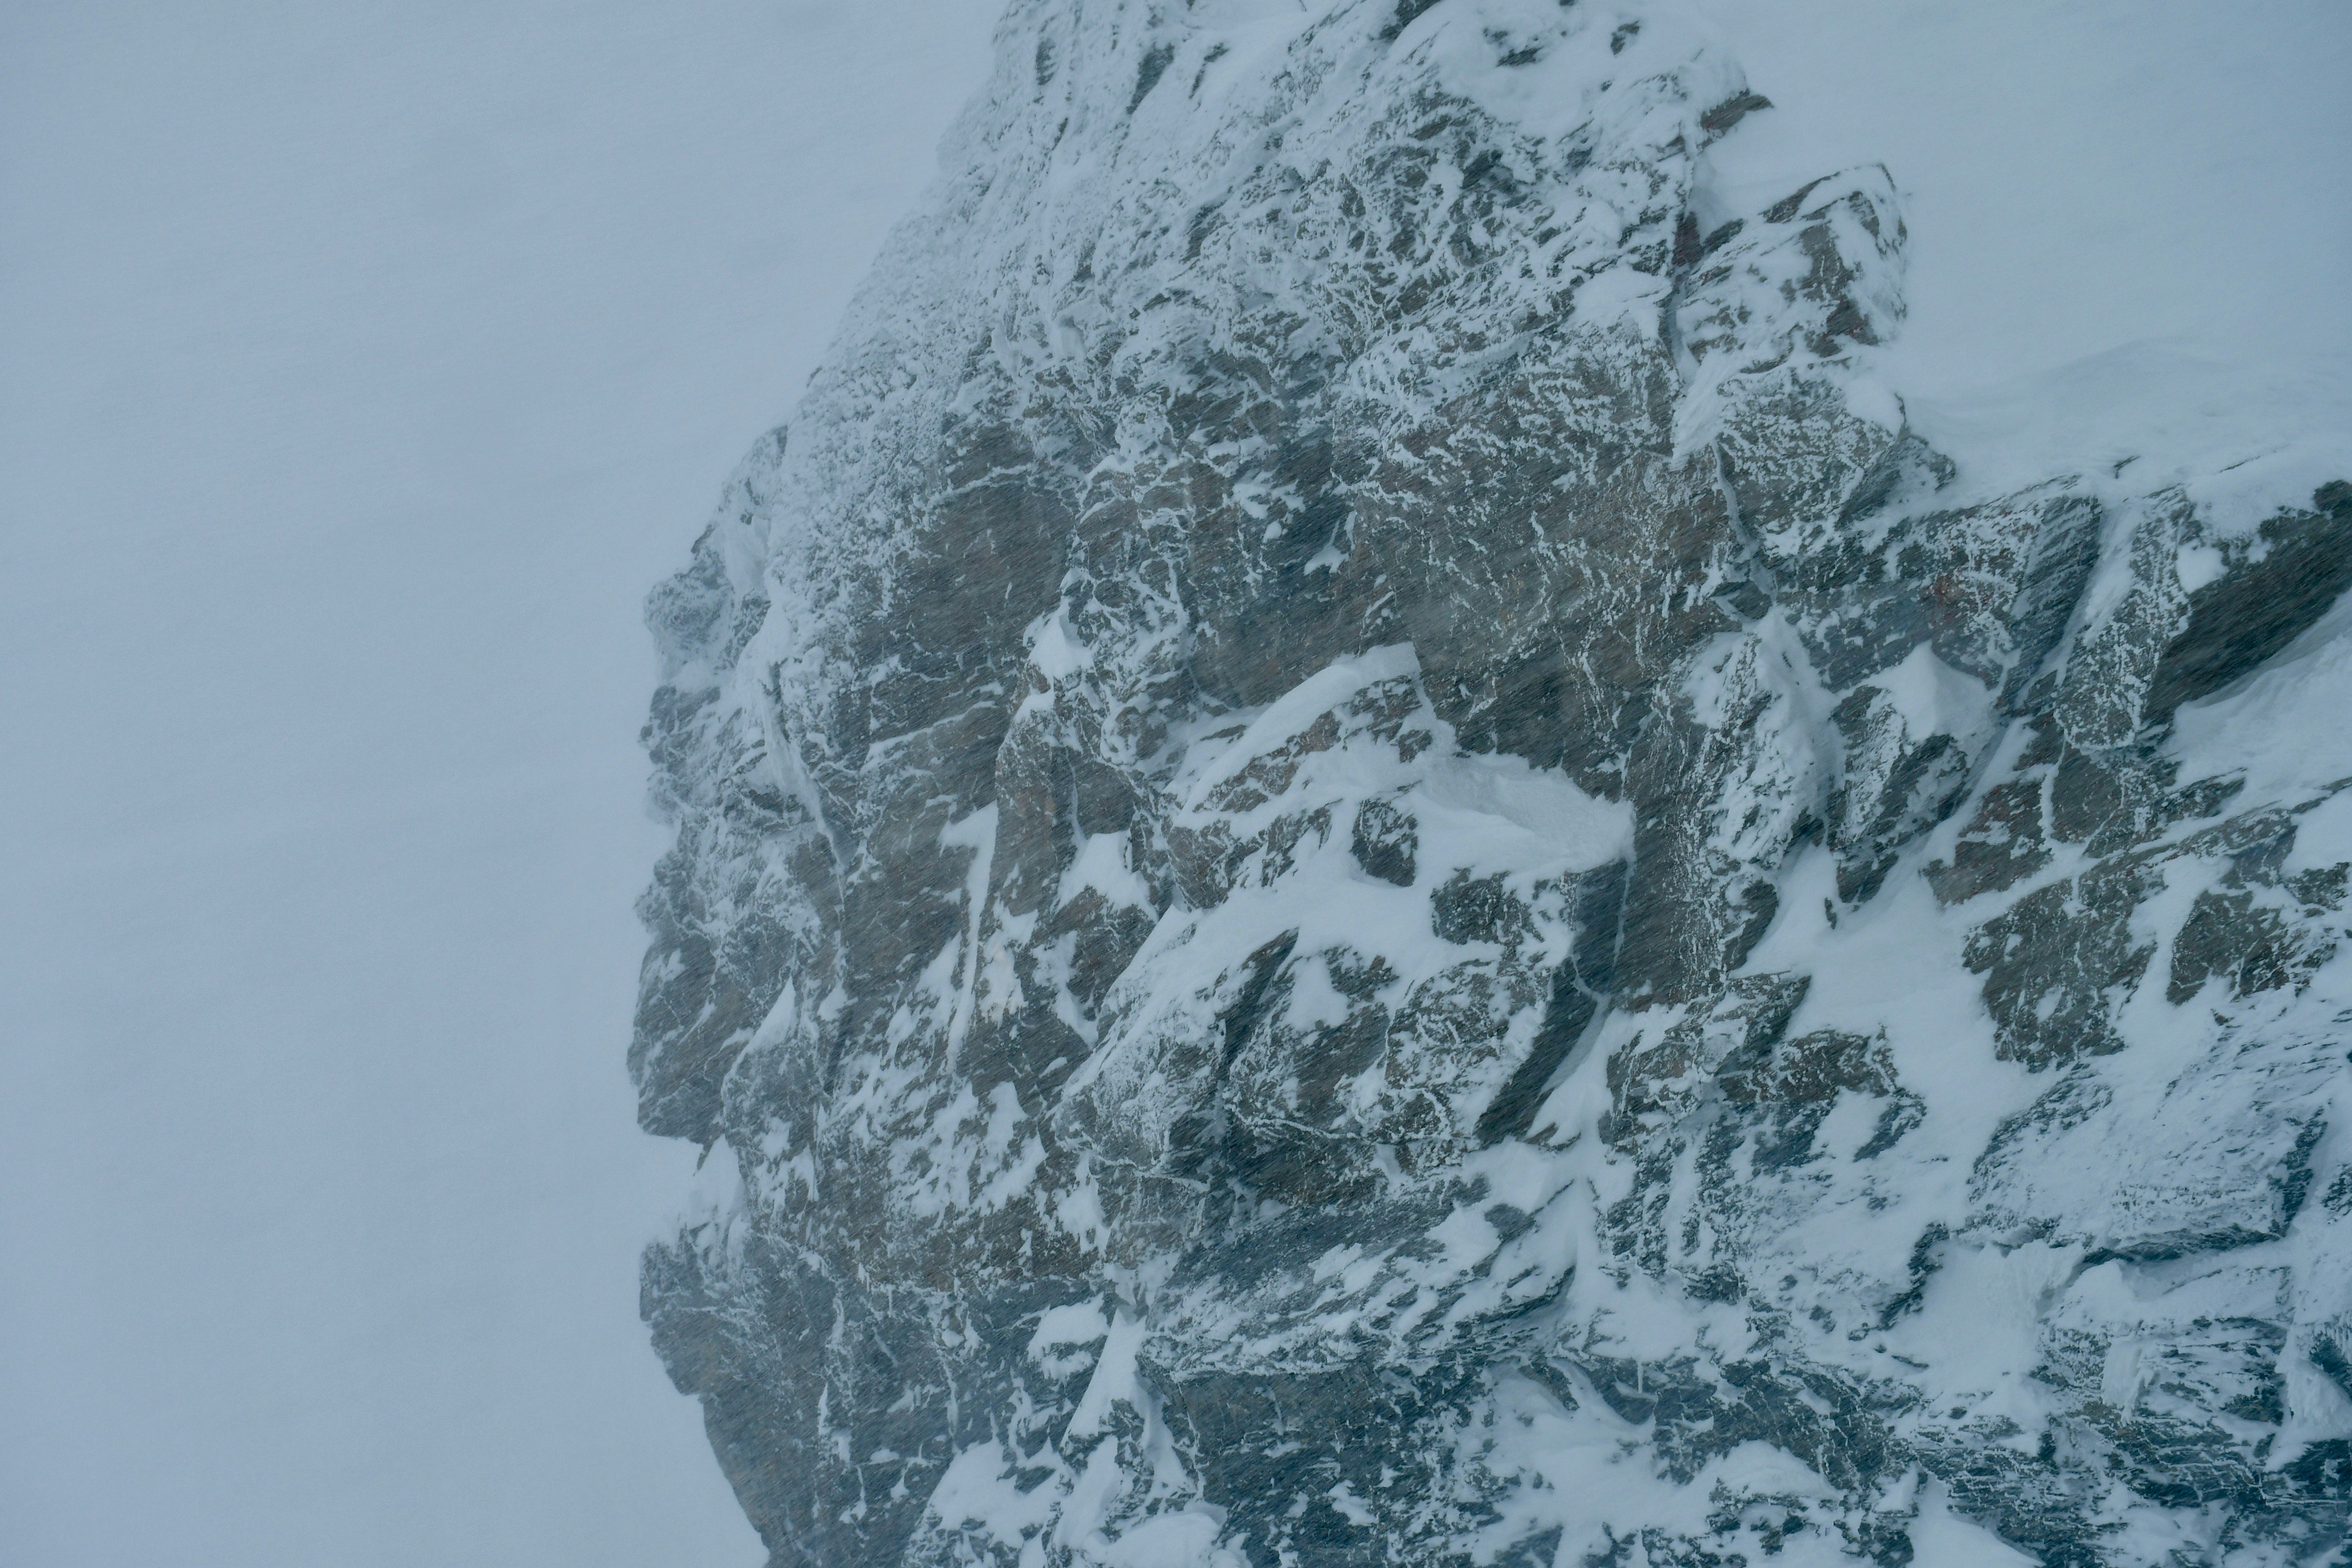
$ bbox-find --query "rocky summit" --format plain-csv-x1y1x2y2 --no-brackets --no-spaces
629,2,2352,1563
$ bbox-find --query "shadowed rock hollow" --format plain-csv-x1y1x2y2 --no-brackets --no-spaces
631,2,2352,1563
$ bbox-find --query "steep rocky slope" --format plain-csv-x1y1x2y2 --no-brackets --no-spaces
630,2,2352,1562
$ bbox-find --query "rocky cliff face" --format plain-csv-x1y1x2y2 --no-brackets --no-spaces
630,3,2352,1563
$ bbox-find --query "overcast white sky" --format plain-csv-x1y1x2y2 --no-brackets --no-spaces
1,2,2344,1565
0,4,998,1564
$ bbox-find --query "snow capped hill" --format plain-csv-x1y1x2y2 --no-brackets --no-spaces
632,3,2352,1563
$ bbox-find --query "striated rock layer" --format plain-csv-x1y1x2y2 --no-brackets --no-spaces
631,2,2352,1563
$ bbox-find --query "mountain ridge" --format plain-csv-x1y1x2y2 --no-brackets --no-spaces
633,3,2352,1562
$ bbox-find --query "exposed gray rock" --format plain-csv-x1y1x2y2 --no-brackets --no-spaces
631,3,2352,1563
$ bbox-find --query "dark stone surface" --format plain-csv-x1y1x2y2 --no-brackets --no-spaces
2146,484,2352,721
627,6,2352,1564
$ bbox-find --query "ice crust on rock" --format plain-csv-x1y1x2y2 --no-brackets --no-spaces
632,2,2352,1563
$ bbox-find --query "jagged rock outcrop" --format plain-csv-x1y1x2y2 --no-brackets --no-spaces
631,3,2352,1563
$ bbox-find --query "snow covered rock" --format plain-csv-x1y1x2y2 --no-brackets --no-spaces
632,3,2352,1563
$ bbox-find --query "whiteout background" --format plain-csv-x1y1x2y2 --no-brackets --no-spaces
0,2,2341,1565
1,3,996,1563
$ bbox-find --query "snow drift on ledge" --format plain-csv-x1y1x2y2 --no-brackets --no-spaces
630,1,2352,1563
